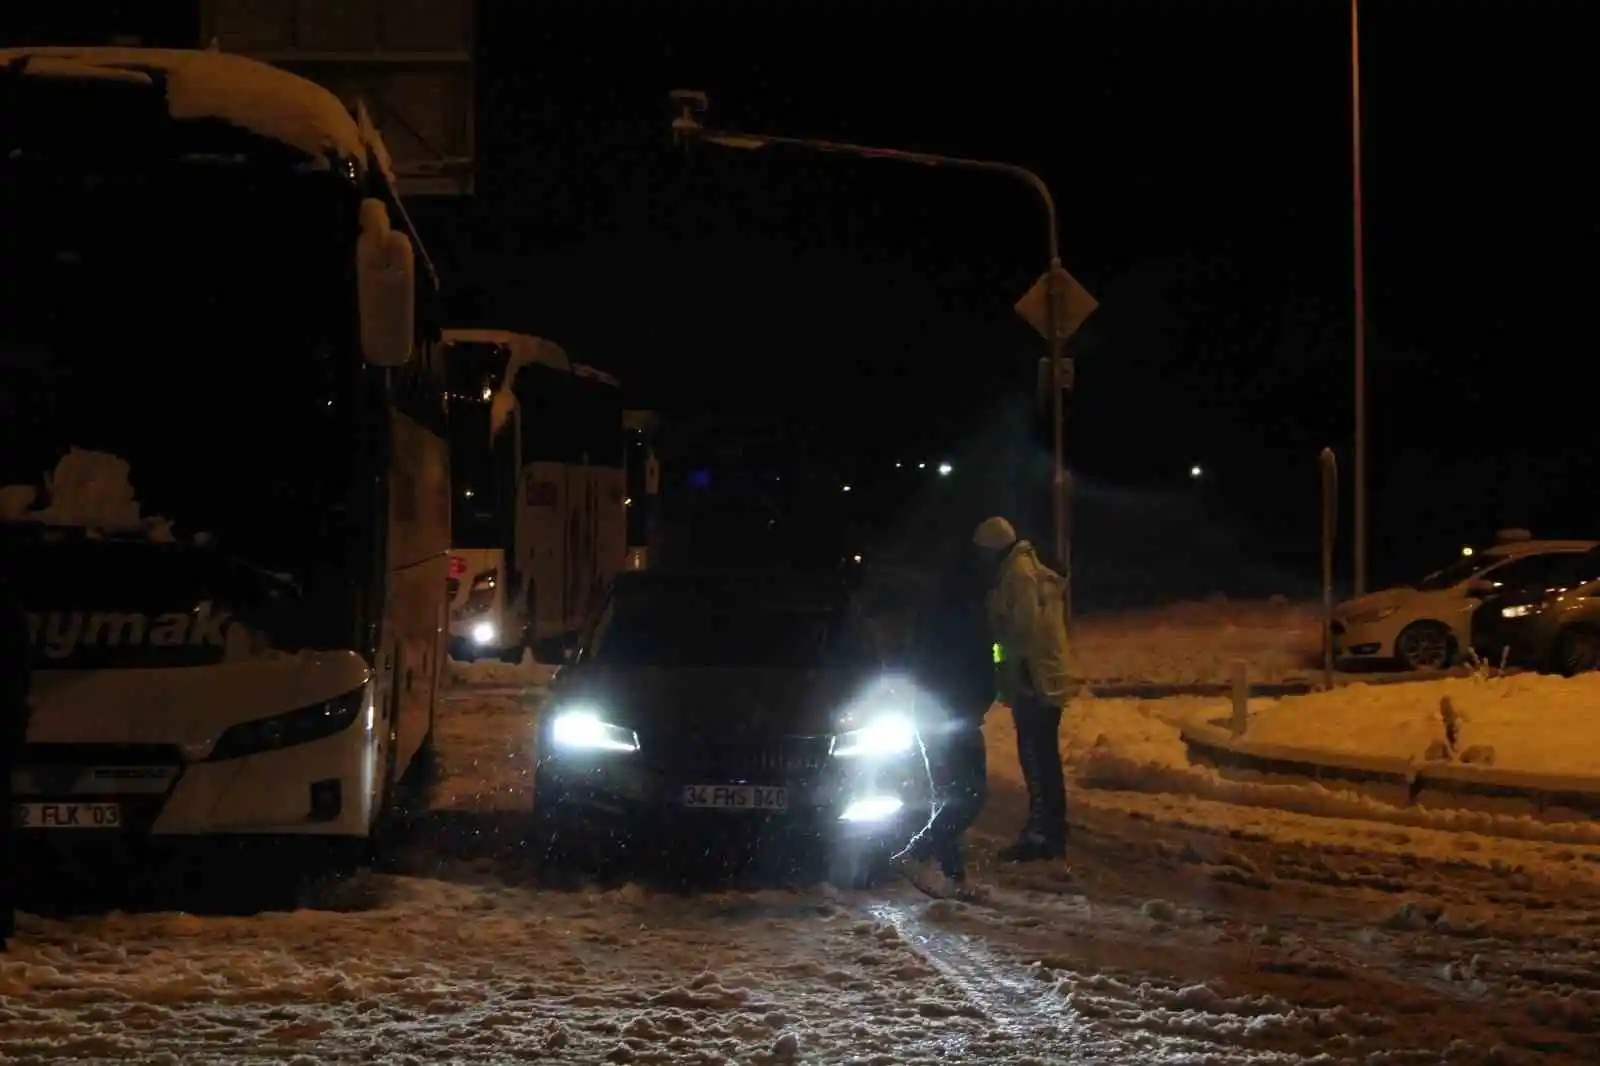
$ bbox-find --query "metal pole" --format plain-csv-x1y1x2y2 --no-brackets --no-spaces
1351,0,1368,595
1320,447,1339,692
1046,263,1070,638
684,112,1074,618
698,124,1072,609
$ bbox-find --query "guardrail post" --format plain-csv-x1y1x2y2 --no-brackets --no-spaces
1230,658,1249,736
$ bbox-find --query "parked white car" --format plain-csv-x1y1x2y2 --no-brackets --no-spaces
1332,539,1598,671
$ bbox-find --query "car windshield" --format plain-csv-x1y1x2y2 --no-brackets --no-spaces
0,152,362,579
588,577,878,669
1414,556,1491,592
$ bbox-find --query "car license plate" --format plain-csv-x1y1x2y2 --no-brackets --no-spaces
682,784,787,811
15,802,123,829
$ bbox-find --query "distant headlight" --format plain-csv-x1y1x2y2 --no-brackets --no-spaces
1345,606,1398,625
549,706,639,753
830,713,917,759
1501,604,1533,619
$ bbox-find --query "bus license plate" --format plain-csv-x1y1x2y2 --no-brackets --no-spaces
682,785,787,811
16,803,123,829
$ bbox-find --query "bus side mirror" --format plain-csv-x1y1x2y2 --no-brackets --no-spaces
356,198,416,368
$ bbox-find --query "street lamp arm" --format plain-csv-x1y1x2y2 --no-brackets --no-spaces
700,126,1061,267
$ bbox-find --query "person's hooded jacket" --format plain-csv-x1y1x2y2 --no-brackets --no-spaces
985,539,1072,705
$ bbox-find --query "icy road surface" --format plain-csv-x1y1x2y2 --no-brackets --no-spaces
4,675,1600,1063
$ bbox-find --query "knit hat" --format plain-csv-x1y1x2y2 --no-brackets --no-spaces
972,516,1017,551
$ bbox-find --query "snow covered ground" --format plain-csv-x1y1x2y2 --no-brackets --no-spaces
1069,599,1323,685
5,606,1600,1063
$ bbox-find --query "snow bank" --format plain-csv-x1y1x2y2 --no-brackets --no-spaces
0,47,364,168
446,651,559,689
1243,673,1600,777
980,678,1600,848
3,448,174,540
1071,599,1320,684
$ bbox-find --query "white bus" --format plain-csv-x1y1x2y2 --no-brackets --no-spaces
0,48,449,853
441,330,625,661
623,410,662,571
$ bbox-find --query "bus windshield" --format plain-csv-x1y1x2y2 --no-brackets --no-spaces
444,341,516,550
0,153,365,580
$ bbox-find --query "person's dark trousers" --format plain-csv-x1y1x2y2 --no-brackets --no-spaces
920,722,988,881
1004,691,1067,860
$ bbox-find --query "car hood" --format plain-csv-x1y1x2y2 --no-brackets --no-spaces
1334,586,1422,617
552,665,880,739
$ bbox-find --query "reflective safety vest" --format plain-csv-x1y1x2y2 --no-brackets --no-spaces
992,642,1006,665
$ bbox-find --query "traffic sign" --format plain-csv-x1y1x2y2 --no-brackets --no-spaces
1038,356,1074,395
1015,266,1098,343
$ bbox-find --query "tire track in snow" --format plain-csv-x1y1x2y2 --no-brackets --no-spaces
859,891,1093,1059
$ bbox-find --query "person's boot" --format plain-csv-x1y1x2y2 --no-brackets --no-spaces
935,833,967,885
998,830,1067,863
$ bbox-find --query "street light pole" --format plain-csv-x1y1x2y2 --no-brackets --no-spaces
670,95,1073,616
1351,0,1369,595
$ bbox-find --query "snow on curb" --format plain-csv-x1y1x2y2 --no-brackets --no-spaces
1178,724,1600,838
1086,723,1600,846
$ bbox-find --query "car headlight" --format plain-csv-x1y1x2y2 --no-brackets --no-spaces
830,713,917,759
549,706,639,754
1501,604,1533,619
470,620,498,645
1345,606,1398,625
209,685,368,762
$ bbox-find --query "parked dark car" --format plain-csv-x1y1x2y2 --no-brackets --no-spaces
1470,546,1600,675
530,568,933,885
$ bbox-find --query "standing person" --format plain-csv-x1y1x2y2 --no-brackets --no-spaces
904,546,994,889
972,516,1071,862
0,575,29,951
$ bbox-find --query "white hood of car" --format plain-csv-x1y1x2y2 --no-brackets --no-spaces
1334,586,1420,617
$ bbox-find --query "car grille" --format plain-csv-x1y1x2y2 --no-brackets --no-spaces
12,743,186,834
655,737,832,781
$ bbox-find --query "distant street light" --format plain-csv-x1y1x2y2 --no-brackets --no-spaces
937,462,953,477
1189,465,1203,480
669,90,1087,632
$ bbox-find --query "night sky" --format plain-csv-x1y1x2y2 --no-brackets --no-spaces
5,3,1598,599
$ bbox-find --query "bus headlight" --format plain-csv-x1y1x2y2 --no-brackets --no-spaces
549,706,639,754
209,687,367,761
830,713,917,759
470,620,498,645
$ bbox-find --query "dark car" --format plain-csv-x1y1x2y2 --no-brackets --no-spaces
531,568,933,885
1471,546,1600,674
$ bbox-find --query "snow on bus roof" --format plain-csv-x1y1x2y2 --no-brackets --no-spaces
572,362,621,388
0,47,365,169
441,329,571,372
